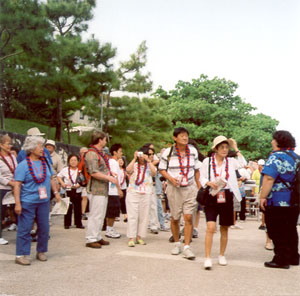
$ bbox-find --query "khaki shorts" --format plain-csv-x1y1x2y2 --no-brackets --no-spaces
166,183,198,220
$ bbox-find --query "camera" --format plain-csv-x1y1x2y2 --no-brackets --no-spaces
137,151,143,157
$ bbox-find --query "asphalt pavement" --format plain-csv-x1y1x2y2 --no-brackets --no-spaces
1,213,300,296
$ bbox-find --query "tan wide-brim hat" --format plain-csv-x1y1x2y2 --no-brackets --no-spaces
27,127,45,136
211,135,233,150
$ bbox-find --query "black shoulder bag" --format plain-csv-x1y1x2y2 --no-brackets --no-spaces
196,157,211,206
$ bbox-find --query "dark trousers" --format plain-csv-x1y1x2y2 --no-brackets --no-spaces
64,189,82,227
236,196,246,221
0,189,9,238
265,206,299,265
120,189,127,214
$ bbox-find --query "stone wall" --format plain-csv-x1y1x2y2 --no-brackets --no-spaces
0,130,81,165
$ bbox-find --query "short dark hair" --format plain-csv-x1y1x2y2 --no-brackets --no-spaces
173,127,189,137
273,130,296,149
67,154,80,164
110,143,122,155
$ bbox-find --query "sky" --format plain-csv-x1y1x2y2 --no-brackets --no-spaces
87,0,300,151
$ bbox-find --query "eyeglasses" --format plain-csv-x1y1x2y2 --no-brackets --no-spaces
148,153,154,156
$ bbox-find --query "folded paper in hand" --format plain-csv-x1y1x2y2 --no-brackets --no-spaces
51,198,70,215
210,179,227,196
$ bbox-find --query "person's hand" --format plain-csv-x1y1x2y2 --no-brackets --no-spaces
229,138,238,151
260,198,267,211
61,183,67,189
207,181,218,190
169,176,180,187
143,154,150,163
15,203,22,215
72,184,80,189
118,189,124,198
134,151,139,160
108,176,118,184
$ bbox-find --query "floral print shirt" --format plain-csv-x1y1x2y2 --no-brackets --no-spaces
262,150,299,206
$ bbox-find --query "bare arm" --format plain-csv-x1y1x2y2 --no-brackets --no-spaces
126,151,138,174
51,176,61,202
194,169,201,189
259,175,275,211
13,181,22,215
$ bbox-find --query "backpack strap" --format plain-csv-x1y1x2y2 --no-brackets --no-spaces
208,157,211,181
166,145,174,171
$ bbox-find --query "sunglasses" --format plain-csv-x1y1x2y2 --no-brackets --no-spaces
148,153,154,156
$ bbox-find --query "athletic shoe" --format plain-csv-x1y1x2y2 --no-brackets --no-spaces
182,247,196,260
230,224,243,230
105,230,121,239
7,223,17,231
82,214,88,220
204,258,212,270
160,226,170,232
0,237,8,245
258,225,266,230
128,240,135,247
192,228,198,238
150,229,159,234
171,243,182,255
218,255,228,266
136,239,146,245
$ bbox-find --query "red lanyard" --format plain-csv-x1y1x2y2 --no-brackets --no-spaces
212,154,229,180
91,146,111,175
26,156,47,184
135,163,147,186
174,145,190,178
68,167,78,185
120,168,126,186
0,153,16,174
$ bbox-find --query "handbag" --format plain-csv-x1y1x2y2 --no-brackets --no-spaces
196,157,211,206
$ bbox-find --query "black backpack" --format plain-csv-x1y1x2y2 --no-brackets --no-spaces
277,151,300,208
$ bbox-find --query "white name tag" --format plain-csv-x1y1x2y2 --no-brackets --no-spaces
39,186,48,200
217,191,226,203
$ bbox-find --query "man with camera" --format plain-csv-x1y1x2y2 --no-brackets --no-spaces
159,127,201,260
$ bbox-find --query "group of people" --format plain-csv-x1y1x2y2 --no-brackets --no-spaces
0,126,299,270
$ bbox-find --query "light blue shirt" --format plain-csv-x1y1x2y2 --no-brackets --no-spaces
14,159,54,204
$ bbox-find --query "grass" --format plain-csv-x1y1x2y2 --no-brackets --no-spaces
2,118,85,147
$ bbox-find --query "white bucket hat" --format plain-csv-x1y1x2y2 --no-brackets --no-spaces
27,127,45,136
45,139,56,148
211,135,233,150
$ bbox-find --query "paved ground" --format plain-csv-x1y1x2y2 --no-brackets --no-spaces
1,213,300,296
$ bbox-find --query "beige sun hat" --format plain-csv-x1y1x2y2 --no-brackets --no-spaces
27,127,45,136
211,135,234,150
45,139,56,147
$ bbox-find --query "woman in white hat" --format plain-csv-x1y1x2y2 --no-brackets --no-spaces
200,136,247,270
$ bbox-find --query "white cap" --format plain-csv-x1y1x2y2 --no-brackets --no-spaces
258,159,265,166
45,139,56,147
27,127,45,136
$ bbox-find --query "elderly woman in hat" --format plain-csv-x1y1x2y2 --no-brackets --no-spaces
200,136,246,270
13,136,61,266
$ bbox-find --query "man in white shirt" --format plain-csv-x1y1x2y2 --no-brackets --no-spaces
159,127,201,260
105,144,123,238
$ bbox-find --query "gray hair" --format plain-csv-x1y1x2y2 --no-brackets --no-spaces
22,136,45,154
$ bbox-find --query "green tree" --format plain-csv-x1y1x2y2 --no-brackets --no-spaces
153,74,278,159
0,0,53,128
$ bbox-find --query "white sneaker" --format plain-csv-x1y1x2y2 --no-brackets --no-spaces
204,258,212,270
171,243,182,255
182,247,196,260
8,223,17,231
218,255,227,266
0,237,8,245
230,224,243,230
105,230,121,239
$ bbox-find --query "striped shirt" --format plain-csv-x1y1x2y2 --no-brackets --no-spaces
158,145,201,184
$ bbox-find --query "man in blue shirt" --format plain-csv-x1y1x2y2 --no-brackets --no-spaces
260,130,299,269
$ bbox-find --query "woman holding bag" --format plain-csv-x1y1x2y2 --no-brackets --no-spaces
200,136,246,270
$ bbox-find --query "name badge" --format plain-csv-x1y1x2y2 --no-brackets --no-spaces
39,186,48,200
180,176,188,187
66,185,72,191
217,191,226,203
138,184,146,194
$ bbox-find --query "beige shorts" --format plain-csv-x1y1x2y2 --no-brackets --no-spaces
166,183,198,220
